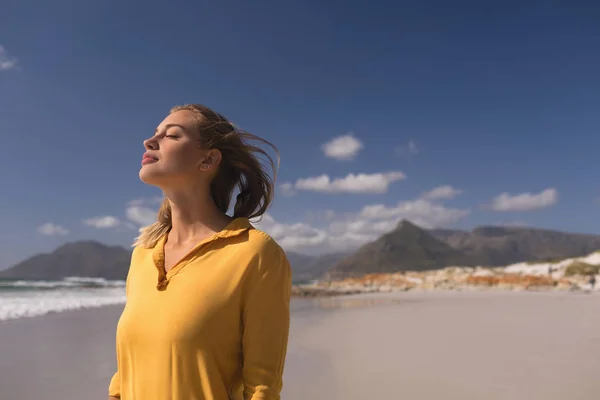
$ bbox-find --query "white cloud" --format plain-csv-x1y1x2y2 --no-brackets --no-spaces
489,188,558,212
128,196,163,207
37,223,69,236
83,216,120,229
292,171,406,194
420,185,462,201
321,133,363,160
279,182,296,197
252,214,329,250
0,45,18,71
252,198,470,254
357,199,470,229
124,196,163,227
126,205,157,226
395,140,419,157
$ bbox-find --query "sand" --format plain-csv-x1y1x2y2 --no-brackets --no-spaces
0,305,122,399
2,291,600,399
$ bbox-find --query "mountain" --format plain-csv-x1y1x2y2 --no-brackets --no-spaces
0,241,342,282
6,222,600,281
285,252,317,282
0,241,132,280
327,220,471,278
429,225,600,266
326,221,600,278
287,251,348,282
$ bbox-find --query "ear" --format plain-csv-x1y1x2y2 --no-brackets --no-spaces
198,149,222,171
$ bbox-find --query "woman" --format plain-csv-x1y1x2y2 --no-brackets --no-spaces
108,104,292,400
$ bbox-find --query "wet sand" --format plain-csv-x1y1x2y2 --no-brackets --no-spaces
1,291,600,399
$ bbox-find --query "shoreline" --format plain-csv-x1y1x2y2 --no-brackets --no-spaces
292,270,596,298
292,251,600,298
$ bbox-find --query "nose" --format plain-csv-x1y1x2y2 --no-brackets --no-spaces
144,137,158,150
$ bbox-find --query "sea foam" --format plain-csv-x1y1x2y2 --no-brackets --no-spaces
0,277,126,321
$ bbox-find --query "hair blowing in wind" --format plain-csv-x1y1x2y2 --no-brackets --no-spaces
134,104,279,248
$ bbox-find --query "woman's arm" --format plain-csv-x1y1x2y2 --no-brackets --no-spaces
241,241,292,400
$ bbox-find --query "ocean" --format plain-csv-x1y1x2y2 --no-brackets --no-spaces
0,277,315,321
0,277,127,321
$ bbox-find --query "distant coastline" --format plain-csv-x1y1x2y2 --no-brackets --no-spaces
292,251,600,297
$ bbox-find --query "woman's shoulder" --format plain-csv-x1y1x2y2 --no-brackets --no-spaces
243,227,292,284
246,226,287,258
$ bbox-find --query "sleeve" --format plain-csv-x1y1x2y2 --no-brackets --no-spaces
241,240,292,400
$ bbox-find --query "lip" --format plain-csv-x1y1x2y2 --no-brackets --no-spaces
141,153,158,165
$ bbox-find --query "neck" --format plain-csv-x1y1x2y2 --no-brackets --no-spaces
163,186,233,246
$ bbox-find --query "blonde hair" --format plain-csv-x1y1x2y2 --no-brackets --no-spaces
134,104,279,248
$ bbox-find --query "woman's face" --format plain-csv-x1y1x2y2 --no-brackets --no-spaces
139,110,216,189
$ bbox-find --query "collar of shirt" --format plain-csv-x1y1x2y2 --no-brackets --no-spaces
152,217,252,290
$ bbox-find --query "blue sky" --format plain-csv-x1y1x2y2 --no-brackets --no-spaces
1,0,600,268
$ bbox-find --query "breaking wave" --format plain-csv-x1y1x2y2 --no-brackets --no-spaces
0,277,126,321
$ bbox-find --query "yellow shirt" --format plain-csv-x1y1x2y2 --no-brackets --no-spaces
108,218,292,400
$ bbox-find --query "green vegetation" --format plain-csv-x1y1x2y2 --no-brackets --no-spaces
563,262,600,277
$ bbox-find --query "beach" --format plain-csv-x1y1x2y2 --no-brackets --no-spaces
2,291,600,399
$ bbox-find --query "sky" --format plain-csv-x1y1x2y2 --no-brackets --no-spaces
1,0,600,268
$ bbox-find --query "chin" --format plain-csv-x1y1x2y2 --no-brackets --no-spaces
139,166,163,186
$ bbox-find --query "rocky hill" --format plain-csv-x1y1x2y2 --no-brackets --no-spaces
327,220,472,278
0,241,132,280
288,251,348,282
0,240,341,282
326,221,600,278
4,222,600,282
429,226,600,266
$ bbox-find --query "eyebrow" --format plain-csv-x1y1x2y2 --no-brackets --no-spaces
154,123,187,134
